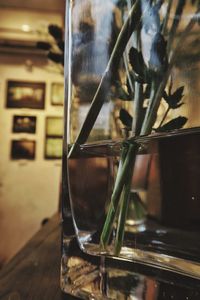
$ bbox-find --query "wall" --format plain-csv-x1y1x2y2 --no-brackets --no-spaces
0,8,64,264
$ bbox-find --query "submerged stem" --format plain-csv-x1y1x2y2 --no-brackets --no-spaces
114,144,138,255
100,142,138,249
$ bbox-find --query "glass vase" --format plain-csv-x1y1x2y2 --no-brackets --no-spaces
63,0,200,283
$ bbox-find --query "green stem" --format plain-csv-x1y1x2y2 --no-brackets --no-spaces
167,0,186,53
114,144,138,255
162,0,173,35
68,0,141,158
140,79,160,135
158,106,170,128
123,52,134,95
100,142,138,249
132,82,143,135
114,183,131,255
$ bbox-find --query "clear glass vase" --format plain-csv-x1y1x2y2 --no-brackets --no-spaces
63,0,200,282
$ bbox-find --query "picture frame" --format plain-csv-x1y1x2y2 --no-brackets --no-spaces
11,140,36,160
45,137,63,159
12,115,37,134
6,80,45,109
51,82,64,106
46,116,63,137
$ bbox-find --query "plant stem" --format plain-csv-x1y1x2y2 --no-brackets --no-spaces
158,106,170,127
114,144,138,255
140,79,160,135
114,183,131,255
162,0,173,35
167,0,186,53
123,52,134,96
100,142,138,249
132,82,143,135
68,0,141,158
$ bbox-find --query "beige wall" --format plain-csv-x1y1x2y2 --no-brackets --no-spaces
0,9,64,265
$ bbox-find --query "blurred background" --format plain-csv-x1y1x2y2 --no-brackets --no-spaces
0,0,65,266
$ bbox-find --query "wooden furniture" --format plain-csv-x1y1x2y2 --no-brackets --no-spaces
0,214,78,300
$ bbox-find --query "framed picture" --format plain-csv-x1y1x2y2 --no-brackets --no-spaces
6,80,45,109
12,115,37,134
46,116,63,137
51,82,64,106
45,137,62,159
11,140,36,160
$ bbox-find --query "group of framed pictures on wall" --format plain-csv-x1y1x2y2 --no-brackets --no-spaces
45,117,63,159
7,80,64,160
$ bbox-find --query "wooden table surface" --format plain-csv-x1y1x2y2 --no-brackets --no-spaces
0,214,79,300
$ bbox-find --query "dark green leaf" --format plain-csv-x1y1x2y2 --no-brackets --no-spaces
48,24,63,41
47,52,64,64
172,102,184,109
58,41,64,52
163,86,184,109
144,84,151,99
115,82,132,101
171,85,184,101
155,116,187,132
129,70,146,85
36,41,51,50
129,47,145,78
119,108,133,128
163,90,169,101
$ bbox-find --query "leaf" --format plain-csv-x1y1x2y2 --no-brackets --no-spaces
144,84,151,99
119,108,133,128
57,41,64,52
36,41,51,50
171,86,184,101
129,47,145,78
163,86,184,109
163,90,169,101
155,116,187,132
47,52,64,64
115,82,132,101
48,24,63,41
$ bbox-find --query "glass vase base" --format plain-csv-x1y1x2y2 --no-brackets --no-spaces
83,243,200,280
61,235,200,300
